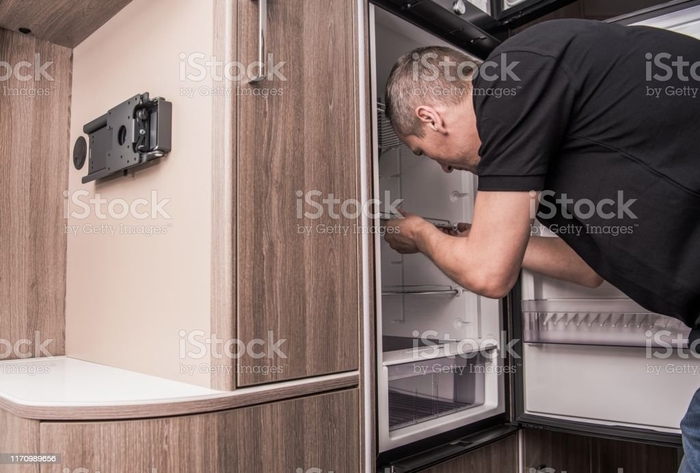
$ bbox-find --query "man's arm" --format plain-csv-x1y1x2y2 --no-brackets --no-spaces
385,191,603,299
523,236,603,289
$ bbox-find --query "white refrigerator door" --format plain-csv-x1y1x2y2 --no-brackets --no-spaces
520,5,700,437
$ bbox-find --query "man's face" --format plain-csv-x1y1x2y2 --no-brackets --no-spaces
398,100,482,174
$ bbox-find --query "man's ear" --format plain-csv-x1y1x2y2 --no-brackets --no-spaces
415,105,446,134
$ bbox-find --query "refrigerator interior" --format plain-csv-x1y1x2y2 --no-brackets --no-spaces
520,8,700,435
371,6,505,453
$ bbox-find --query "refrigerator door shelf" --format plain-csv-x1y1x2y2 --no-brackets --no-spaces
522,299,691,347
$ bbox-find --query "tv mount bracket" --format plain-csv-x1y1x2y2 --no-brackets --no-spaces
79,92,172,184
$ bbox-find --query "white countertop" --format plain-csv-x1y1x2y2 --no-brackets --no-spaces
0,356,221,407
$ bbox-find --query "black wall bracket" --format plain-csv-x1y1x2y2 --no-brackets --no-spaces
79,92,172,184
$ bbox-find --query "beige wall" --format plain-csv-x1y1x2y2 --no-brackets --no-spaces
66,0,216,387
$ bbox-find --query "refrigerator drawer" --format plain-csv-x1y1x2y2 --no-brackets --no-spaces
387,354,487,431
522,299,690,347
378,348,505,452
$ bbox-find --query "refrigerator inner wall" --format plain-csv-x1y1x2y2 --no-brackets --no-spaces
372,6,504,453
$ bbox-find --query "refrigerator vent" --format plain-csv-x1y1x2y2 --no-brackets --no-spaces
377,102,403,154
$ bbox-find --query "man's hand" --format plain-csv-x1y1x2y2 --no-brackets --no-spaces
384,211,432,254
382,192,534,299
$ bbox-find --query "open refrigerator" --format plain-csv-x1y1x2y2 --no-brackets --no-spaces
368,1,700,471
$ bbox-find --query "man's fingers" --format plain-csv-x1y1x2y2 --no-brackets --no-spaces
456,222,471,232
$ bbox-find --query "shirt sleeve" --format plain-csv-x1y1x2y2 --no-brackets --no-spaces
474,50,576,192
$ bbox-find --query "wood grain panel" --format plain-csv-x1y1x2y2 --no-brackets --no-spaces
39,389,360,473
0,410,40,473
0,0,132,48
522,428,593,473
522,428,682,473
422,434,518,473
210,0,237,391
0,29,70,361
236,0,361,385
591,437,681,473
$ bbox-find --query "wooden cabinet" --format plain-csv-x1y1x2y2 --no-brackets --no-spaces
0,29,70,362
421,435,518,473
39,389,360,473
522,428,682,473
0,410,40,473
236,0,362,386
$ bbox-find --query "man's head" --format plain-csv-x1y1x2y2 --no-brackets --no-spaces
385,46,481,173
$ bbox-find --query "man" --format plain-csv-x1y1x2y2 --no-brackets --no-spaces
383,19,700,472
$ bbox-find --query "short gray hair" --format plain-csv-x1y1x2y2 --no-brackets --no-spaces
385,46,479,137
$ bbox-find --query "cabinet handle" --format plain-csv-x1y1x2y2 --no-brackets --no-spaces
249,0,267,83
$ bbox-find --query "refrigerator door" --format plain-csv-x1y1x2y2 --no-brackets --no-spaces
518,228,698,440
514,4,700,445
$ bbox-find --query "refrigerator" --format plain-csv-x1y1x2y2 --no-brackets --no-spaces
368,1,700,471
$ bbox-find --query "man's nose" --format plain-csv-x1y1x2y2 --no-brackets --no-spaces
440,163,454,173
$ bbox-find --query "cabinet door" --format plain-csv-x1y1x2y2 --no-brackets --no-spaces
0,409,40,473
236,0,361,385
421,434,518,473
39,389,360,473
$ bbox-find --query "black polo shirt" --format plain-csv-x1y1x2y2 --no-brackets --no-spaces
473,19,700,328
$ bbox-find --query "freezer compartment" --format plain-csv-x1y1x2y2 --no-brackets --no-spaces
522,299,691,347
387,354,486,431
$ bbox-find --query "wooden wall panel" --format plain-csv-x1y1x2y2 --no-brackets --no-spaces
422,434,518,473
522,428,682,473
0,409,40,473
0,0,132,48
522,429,593,473
39,389,360,473
209,0,237,391
236,0,361,385
0,29,70,361
591,437,681,473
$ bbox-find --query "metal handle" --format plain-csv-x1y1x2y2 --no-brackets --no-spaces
249,0,267,83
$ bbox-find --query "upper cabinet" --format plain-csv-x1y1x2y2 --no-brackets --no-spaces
0,0,133,48
236,0,363,386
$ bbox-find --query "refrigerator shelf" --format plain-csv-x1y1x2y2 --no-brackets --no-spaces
521,299,691,347
382,285,464,297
